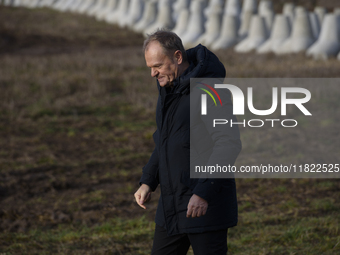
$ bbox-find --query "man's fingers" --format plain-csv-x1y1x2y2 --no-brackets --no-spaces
136,192,151,209
202,207,207,216
187,204,200,218
196,208,202,218
192,206,203,218
134,192,146,209
186,194,208,218
186,205,193,218
139,203,146,209
139,193,148,209
187,202,208,217
191,207,198,218
139,192,146,204
144,192,151,203
137,198,147,209
134,184,152,210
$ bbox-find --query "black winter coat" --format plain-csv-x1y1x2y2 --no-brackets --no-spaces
140,44,242,236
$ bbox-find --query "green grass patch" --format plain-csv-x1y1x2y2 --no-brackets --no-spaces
1,216,155,255
228,214,340,255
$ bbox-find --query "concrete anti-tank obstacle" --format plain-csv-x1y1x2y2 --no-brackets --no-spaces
25,0,41,8
87,0,107,16
69,0,86,12
21,0,37,7
210,0,241,50
309,12,320,40
11,0,23,6
173,0,190,22
20,0,32,8
295,6,306,16
306,13,340,60
2,0,12,6
225,0,241,17
119,0,144,28
96,0,119,21
34,0,42,7
143,0,175,35
34,0,43,7
68,0,84,12
12,0,22,6
335,8,340,16
104,0,124,23
258,0,272,14
5,0,14,7
106,0,130,24
45,0,58,7
211,15,239,50
17,0,26,6
258,0,274,33
34,0,47,7
62,0,82,12
181,0,206,48
196,0,223,47
234,14,268,52
51,0,62,9
241,0,257,14
34,0,46,7
238,12,253,40
52,0,70,10
37,0,55,7
172,8,190,38
276,7,315,54
238,0,257,40
133,0,158,33
55,0,75,10
283,2,294,27
336,8,340,40
204,0,222,17
46,0,57,7
290,10,316,52
338,4,340,59
257,14,291,54
314,6,326,26
78,0,97,14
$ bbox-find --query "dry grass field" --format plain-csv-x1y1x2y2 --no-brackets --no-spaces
0,3,340,255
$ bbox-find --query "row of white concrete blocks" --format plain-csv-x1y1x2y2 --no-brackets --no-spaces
2,0,340,60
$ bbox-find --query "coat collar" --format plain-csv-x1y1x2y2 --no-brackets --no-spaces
157,44,226,95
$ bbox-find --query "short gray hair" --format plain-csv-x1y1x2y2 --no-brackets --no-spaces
143,30,188,63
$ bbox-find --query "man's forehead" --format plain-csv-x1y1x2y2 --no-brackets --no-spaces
145,41,166,56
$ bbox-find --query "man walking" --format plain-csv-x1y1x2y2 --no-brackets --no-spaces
134,30,241,255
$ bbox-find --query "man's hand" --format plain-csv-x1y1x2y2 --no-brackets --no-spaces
134,184,152,209
186,194,208,218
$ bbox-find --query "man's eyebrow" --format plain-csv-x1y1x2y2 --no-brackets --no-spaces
150,63,162,67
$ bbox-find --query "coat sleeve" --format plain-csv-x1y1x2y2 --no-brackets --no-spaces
191,85,242,203
139,131,160,192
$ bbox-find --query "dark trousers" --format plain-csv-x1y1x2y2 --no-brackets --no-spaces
151,225,228,255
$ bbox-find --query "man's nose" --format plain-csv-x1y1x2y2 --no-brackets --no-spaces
151,68,158,77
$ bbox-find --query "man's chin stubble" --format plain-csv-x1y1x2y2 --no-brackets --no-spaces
163,81,174,89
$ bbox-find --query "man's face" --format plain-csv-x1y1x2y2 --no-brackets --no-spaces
145,41,180,87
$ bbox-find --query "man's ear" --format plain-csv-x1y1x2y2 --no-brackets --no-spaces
174,50,183,65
